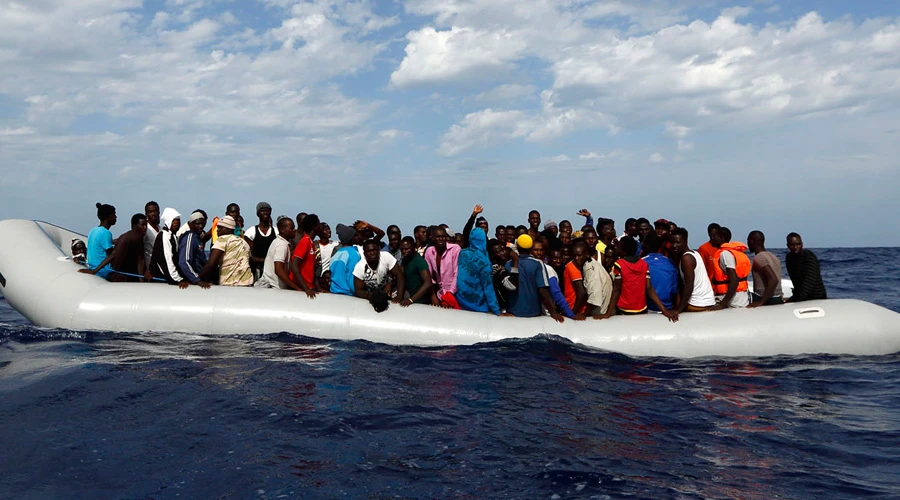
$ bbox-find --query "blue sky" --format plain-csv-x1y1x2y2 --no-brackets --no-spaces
1,0,899,247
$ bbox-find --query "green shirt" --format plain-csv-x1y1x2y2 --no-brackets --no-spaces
403,253,430,304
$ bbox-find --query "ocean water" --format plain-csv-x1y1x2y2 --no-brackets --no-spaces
1,248,899,499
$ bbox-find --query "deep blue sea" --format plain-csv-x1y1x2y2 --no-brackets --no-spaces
2,248,899,499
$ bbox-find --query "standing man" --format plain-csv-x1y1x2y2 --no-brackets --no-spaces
747,230,784,307
669,228,716,313
527,210,542,238
109,213,147,282
290,214,320,298
785,232,827,302
709,227,751,309
697,223,721,279
143,201,160,267
245,202,275,282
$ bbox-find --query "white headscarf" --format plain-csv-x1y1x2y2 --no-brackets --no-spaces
160,207,181,231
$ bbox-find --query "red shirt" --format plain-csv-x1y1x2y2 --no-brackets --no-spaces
563,261,585,314
289,234,316,288
613,258,649,312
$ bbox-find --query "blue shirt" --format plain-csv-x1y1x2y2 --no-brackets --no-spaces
644,253,678,310
507,256,549,318
87,226,114,279
330,245,362,296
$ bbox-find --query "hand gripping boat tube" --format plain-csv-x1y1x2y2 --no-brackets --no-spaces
1,219,900,358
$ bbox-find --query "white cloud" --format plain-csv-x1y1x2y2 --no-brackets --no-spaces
390,26,527,87
649,152,664,163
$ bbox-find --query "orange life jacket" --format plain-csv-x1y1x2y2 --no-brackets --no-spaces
711,242,751,295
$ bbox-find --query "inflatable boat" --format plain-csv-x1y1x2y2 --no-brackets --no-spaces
1,219,899,358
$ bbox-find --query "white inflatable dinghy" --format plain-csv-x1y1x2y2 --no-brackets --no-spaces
1,219,898,358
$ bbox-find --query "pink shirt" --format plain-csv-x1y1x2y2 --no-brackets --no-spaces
424,243,461,296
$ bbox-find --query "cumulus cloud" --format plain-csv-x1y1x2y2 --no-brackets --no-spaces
390,26,527,87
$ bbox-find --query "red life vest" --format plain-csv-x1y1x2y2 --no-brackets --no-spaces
711,242,751,295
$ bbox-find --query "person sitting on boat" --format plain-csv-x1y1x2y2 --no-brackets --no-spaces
399,236,432,306
353,239,406,312
425,226,461,309
109,213,148,283
747,230,784,307
562,241,590,317
710,227,751,309
289,213,320,299
255,216,299,291
598,237,678,322
456,228,501,316
315,222,339,290
505,235,564,322
531,238,576,320
150,208,190,288
353,220,386,249
642,233,679,313
177,210,211,288
200,215,253,287
329,223,363,296
245,202,275,282
669,227,717,313
785,232,827,303
71,239,87,266
79,203,117,279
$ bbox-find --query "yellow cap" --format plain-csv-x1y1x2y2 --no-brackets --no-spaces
516,234,533,249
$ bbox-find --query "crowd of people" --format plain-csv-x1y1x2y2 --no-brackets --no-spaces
77,201,828,321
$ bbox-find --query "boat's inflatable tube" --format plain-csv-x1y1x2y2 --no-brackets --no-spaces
1,219,899,358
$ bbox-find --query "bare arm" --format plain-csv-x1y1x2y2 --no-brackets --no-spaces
275,260,304,292
199,248,224,281
538,287,564,323
715,268,738,309
647,278,678,322
290,257,318,298
354,276,370,300
79,249,115,276
749,264,780,308
675,253,697,314
404,268,433,306
597,279,622,320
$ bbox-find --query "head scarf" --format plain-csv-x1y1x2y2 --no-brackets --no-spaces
160,207,181,231
218,215,236,230
455,228,500,314
336,223,356,245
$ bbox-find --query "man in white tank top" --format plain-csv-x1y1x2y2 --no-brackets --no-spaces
669,228,716,312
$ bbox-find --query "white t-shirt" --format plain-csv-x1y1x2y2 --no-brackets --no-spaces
255,235,291,289
244,225,274,241
716,251,750,307
680,250,716,307
144,224,159,265
318,241,340,272
352,252,398,292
